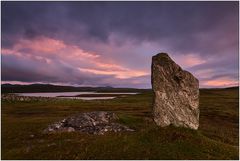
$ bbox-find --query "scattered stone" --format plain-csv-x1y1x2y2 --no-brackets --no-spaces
67,127,75,132
29,134,35,138
151,53,199,130
43,111,135,135
1,93,59,102
47,143,57,147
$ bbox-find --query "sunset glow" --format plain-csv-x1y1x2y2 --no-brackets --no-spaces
78,67,148,79
202,78,239,87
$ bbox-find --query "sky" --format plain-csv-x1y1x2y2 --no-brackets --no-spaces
1,1,239,88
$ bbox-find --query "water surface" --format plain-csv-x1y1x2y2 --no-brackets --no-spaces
16,92,137,100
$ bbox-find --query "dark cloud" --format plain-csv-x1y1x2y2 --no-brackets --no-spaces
2,2,238,48
2,55,56,82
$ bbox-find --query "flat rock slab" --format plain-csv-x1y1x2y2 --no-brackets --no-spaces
151,53,199,129
43,111,134,135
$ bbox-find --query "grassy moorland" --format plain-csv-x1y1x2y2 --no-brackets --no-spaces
1,87,239,159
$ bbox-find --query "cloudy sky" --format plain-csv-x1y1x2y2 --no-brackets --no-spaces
1,1,239,88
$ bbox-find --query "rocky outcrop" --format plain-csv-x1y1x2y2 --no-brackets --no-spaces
151,53,199,130
1,94,58,102
43,111,134,135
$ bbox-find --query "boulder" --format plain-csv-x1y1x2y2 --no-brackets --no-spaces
151,53,199,129
43,111,134,135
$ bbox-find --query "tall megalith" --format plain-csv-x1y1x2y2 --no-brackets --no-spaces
151,53,199,129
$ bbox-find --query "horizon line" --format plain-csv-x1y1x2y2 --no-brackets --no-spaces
1,82,239,90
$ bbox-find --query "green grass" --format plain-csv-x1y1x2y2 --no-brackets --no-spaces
1,88,239,159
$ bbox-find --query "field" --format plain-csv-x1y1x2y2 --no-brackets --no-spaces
1,87,239,159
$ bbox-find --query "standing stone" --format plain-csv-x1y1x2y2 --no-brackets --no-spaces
151,53,199,130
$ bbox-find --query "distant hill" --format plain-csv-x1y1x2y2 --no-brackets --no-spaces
224,86,239,90
1,83,151,93
200,86,239,91
2,83,238,93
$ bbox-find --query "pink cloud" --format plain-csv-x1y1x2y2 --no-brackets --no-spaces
2,48,22,56
172,54,206,68
202,77,238,87
3,36,99,59
194,69,215,79
2,36,149,81
78,67,148,79
15,36,66,53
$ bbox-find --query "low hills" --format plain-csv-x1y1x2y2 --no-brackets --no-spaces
1,83,150,93
1,83,238,93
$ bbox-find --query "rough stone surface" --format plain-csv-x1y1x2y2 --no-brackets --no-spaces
43,111,134,135
151,53,199,129
2,94,59,102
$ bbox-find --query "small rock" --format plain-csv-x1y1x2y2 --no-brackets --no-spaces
29,134,34,138
67,127,75,132
47,143,56,147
